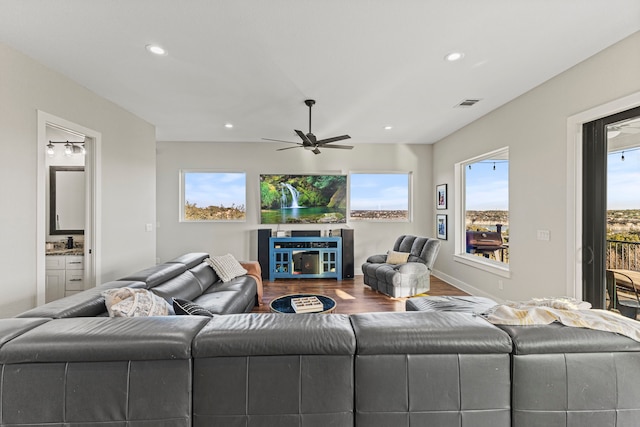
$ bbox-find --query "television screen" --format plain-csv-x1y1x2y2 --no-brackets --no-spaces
260,174,347,224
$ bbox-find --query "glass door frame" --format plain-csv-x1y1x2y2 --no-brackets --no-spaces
582,105,640,308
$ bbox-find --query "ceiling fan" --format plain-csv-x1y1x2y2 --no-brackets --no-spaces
263,99,353,155
608,118,640,138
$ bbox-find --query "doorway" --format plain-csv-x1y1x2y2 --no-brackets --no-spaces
582,106,640,309
37,111,101,305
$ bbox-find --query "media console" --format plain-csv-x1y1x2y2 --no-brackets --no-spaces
268,237,342,281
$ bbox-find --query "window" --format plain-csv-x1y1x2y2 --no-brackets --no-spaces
180,170,246,222
455,147,509,275
349,172,412,221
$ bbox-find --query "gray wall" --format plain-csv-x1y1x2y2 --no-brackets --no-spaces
0,42,156,317
432,31,640,301
156,141,433,270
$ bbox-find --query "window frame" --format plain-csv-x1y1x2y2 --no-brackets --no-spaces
454,147,510,277
179,169,247,222
348,171,413,222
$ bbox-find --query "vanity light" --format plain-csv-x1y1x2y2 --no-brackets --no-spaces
47,140,86,157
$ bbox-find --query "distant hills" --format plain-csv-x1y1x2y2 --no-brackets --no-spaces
466,210,509,229
608,209,640,231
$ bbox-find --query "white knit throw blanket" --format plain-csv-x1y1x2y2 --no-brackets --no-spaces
482,298,640,342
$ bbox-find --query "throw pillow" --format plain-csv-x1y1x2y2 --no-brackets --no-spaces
386,250,410,265
205,253,248,282
102,288,170,317
173,298,214,317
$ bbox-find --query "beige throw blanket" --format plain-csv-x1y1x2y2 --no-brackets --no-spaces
482,298,640,342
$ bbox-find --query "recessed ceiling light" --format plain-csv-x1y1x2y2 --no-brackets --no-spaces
224,123,234,129
145,44,167,56
445,52,464,62
384,126,393,130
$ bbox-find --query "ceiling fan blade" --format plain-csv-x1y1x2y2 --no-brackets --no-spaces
295,129,313,146
262,138,300,144
312,147,321,155
315,134,351,145
276,145,303,151
319,144,354,150
620,127,640,134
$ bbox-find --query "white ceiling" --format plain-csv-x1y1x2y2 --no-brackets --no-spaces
2,1,640,145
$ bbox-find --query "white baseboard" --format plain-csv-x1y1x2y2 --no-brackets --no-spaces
431,269,506,304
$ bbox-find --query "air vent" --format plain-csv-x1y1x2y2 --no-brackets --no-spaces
455,99,481,108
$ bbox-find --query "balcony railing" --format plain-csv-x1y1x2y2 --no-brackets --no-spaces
606,240,640,272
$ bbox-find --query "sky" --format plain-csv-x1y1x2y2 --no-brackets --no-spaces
350,173,409,210
184,172,246,208
608,148,640,210
465,160,509,210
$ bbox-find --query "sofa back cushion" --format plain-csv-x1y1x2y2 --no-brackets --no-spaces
16,281,146,319
120,263,186,289
168,252,210,269
189,261,219,292
393,235,440,267
151,270,203,301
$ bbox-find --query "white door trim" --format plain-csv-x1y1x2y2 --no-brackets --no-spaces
37,111,102,305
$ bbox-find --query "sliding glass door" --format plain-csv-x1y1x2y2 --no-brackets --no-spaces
582,106,640,308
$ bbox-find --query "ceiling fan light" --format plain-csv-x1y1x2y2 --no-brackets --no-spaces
145,44,167,56
445,51,464,62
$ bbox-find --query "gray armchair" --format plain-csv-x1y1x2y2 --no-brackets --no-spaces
361,235,441,297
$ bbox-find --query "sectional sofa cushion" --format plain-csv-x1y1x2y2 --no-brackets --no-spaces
194,276,257,315
16,280,146,319
121,262,186,289
0,316,210,363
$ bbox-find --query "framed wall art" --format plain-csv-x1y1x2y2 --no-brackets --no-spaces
436,214,447,240
436,183,447,210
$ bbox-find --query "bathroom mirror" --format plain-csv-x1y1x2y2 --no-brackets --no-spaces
49,166,85,235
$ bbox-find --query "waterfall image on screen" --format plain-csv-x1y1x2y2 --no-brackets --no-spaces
260,174,347,224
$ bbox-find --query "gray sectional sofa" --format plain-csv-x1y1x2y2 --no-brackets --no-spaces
2,253,640,426
17,252,258,319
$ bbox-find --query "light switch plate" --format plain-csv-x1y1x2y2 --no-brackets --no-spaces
537,230,550,241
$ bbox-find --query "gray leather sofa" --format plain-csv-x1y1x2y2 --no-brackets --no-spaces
361,235,441,297
17,252,258,319
4,254,640,426
3,312,640,426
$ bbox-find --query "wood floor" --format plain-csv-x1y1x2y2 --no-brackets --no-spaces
252,275,469,314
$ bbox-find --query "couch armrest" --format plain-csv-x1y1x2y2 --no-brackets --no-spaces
396,262,429,275
366,254,387,264
239,260,263,304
